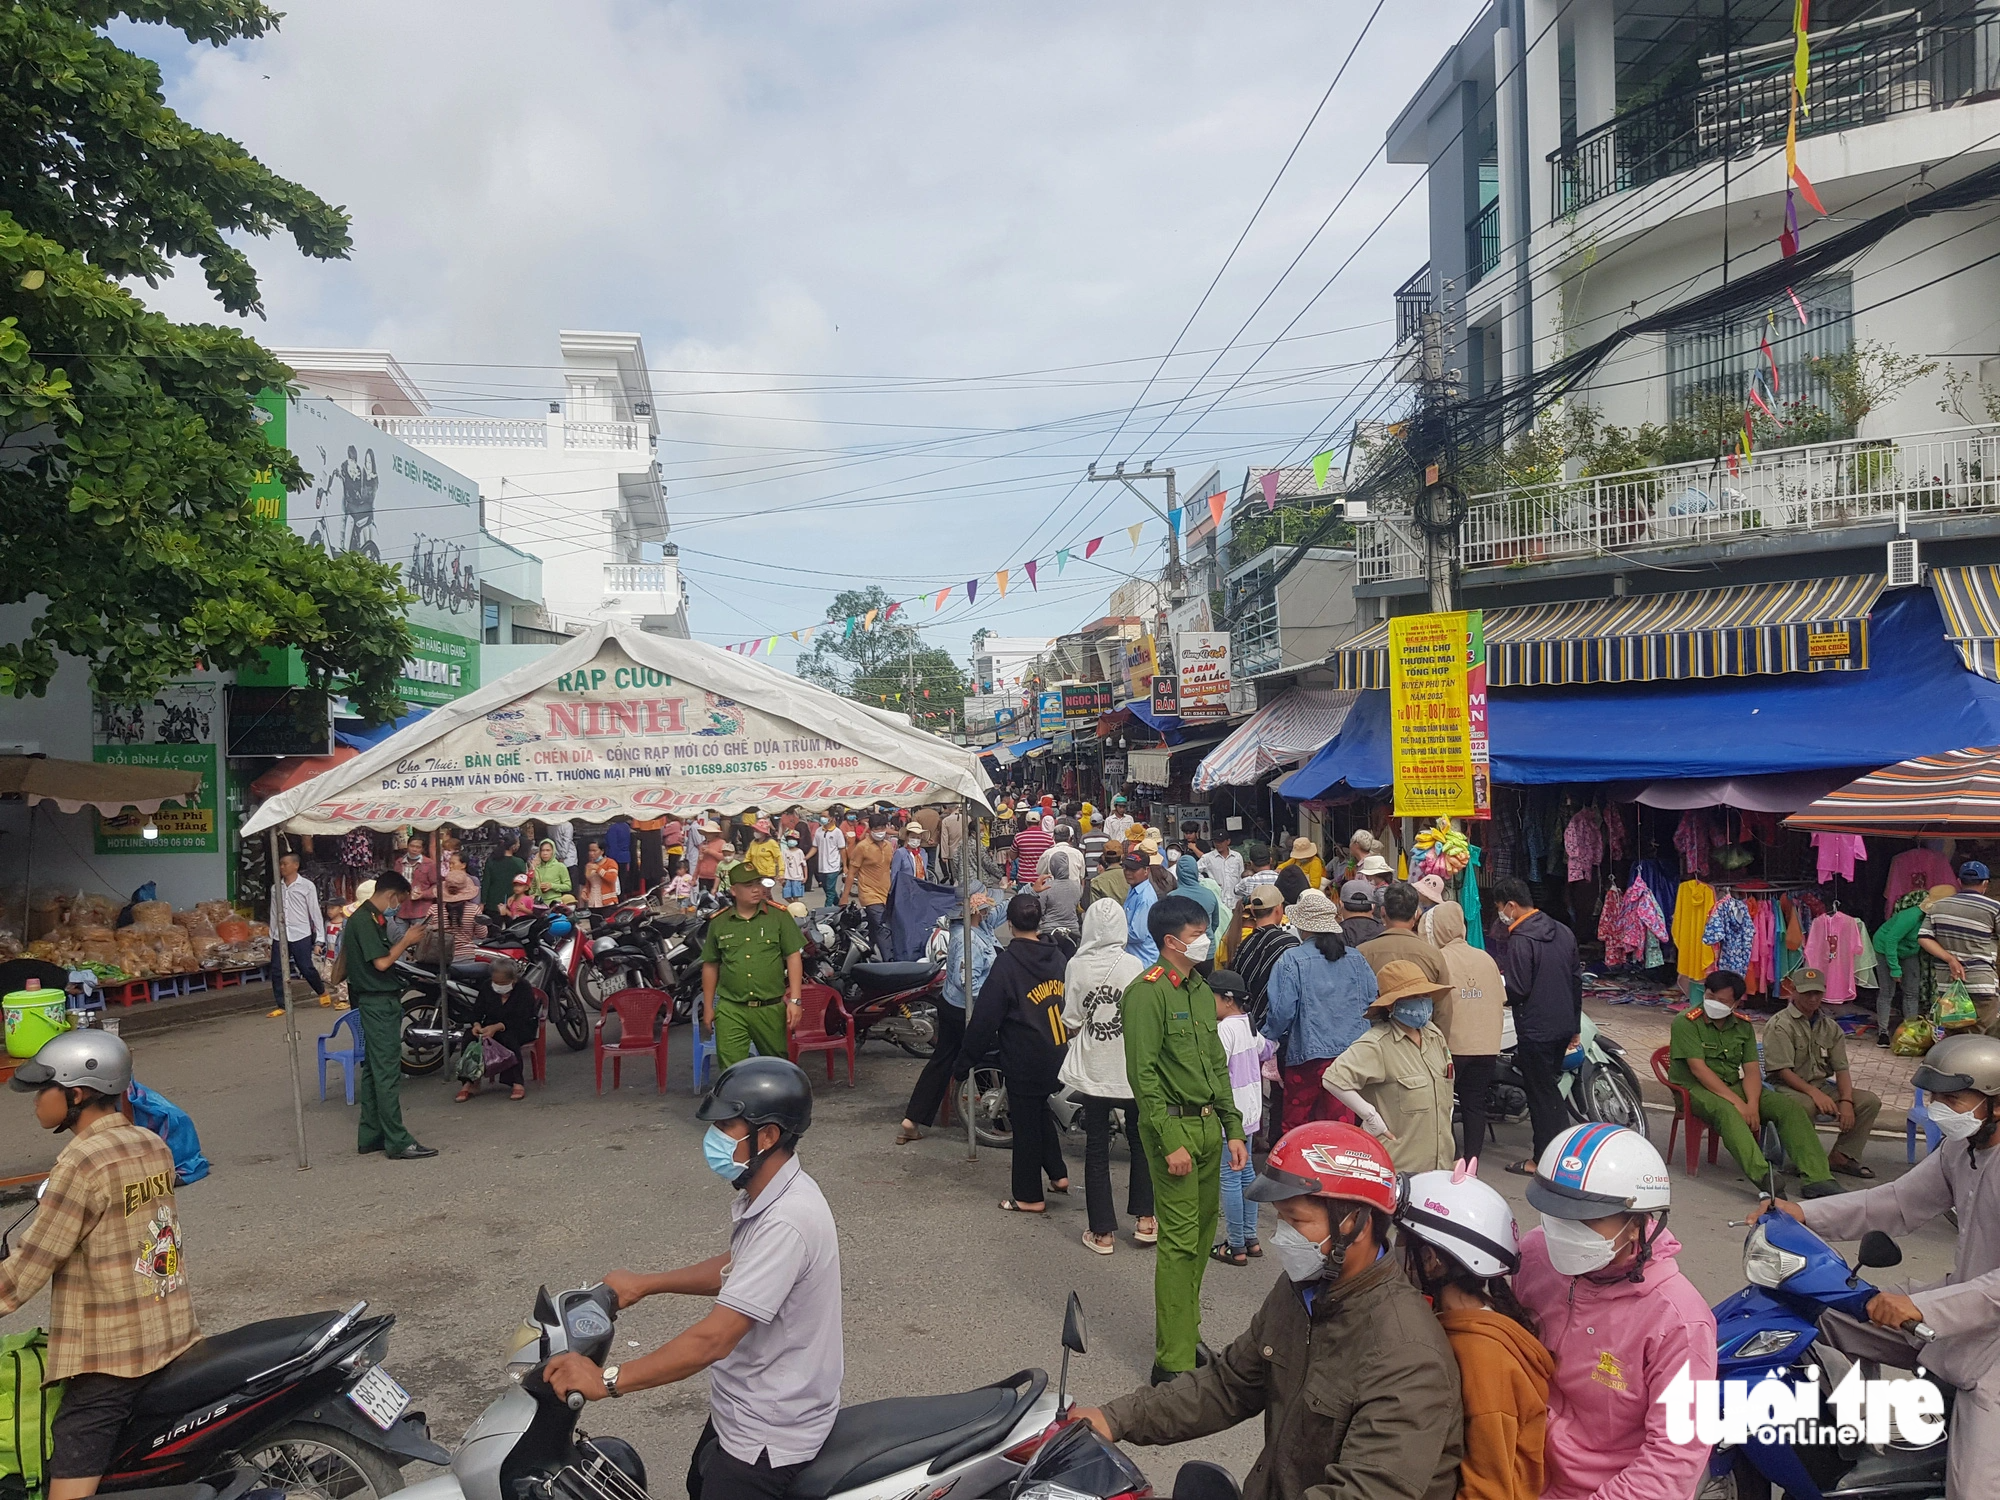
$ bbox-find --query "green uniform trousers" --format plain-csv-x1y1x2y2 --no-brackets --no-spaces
1140,1112,1223,1373
1686,1083,1829,1186
354,995,415,1156
714,1000,787,1069
1770,1083,1884,1162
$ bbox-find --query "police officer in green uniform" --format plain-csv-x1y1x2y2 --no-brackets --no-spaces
701,864,804,1068
1669,968,1838,1198
341,870,437,1159
1121,893,1247,1385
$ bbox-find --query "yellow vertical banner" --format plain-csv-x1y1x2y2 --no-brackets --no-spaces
1389,610,1476,817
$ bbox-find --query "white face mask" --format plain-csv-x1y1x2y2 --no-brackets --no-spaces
1930,1099,1987,1139
1181,934,1213,965
871,829,888,842
1702,997,1736,1021
1540,1213,1625,1276
1267,1221,1332,1282
907,837,922,848
491,981,514,994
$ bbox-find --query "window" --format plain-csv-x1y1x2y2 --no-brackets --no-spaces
482,601,501,645
1665,273,1853,427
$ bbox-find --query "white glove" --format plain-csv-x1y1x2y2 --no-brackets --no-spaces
1326,1084,1391,1140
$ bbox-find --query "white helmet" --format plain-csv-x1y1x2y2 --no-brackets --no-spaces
1399,1166,1521,1277
1528,1123,1671,1221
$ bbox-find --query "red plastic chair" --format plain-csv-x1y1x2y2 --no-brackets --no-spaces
789,982,855,1087
596,988,670,1094
1651,1045,1720,1175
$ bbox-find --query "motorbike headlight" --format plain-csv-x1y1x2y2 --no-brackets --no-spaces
1014,1486,1099,1500
505,1320,542,1369
1731,1328,1798,1360
1743,1223,1809,1288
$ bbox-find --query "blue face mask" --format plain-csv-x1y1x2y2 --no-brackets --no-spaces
703,1125,745,1183
1391,998,1435,1030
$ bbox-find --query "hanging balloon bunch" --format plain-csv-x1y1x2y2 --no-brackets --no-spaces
1414,817,1471,879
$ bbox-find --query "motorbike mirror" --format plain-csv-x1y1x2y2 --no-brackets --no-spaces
1172,1462,1242,1500
1856,1230,1904,1270
1060,1291,1087,1355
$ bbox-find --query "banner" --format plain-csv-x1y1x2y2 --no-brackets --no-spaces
1060,682,1116,720
1175,632,1231,721
1037,692,1065,734
1467,611,1490,817
1389,612,1478,817
1124,634,1159,700
1151,673,1179,718
92,685,220,853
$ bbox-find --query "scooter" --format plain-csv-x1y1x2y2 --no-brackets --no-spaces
470,910,588,1051
1701,1209,1948,1498
806,901,941,1057
1488,1011,1648,1137
0,1186,447,1499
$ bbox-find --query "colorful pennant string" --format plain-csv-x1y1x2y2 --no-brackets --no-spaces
1260,471,1279,510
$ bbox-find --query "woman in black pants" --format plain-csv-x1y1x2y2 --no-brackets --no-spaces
956,891,1072,1212
1060,897,1156,1253
896,891,1002,1143
459,956,538,1102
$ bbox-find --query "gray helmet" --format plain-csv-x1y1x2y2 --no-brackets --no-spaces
10,1030,133,1097
1914,1033,2000,1097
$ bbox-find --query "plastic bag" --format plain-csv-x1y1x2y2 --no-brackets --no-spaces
483,1038,517,1079
126,1080,210,1185
129,901,173,929
68,893,117,928
454,1037,486,1083
1892,1015,1939,1056
1937,979,1981,1031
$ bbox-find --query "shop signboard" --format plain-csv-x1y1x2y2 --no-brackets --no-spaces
1150,673,1179,717
1388,611,1479,818
1467,611,1490,817
1060,682,1115,721
1124,634,1158,700
1102,755,1126,789
225,687,332,758
1037,692,1065,734
92,684,220,853
1175,632,1231,721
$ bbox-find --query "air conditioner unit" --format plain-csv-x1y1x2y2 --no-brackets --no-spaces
1886,536,1922,589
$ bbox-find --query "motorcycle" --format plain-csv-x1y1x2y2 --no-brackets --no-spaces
1699,1209,1948,1498
396,958,565,1076
953,1082,1128,1153
1488,1011,1648,1138
470,910,589,1051
805,902,941,1058
0,1187,446,1500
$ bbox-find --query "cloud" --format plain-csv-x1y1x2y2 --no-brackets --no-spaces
120,0,1473,654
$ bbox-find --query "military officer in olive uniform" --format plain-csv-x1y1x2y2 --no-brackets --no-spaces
701,864,804,1068
1121,893,1247,1385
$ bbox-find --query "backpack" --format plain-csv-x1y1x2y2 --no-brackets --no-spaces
0,1329,59,1490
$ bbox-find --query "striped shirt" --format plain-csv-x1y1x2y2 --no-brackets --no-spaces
1922,891,2000,1000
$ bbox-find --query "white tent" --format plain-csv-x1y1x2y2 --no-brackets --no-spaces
243,621,991,836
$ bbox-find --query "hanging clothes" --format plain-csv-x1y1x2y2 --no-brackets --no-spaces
1883,847,1957,917
1603,803,1629,863
1598,884,1627,963
1632,858,1680,930
1674,810,1712,879
1703,894,1755,977
1564,806,1606,882
1804,911,1867,1003
1812,833,1868,883
1674,879,1719,982
1752,897,1778,996
1604,880,1669,968
1487,797,1522,880
1852,918,1879,991
1459,844,1486,950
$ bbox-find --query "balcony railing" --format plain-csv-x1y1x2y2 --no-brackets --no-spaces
1357,423,2000,582
1466,199,1500,285
1395,263,1433,345
604,563,679,598
1550,10,2000,218
373,414,648,456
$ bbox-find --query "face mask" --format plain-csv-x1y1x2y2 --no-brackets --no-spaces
1540,1213,1624,1275
491,981,514,995
1702,997,1736,1021
703,1125,745,1182
872,830,888,842
1180,934,1213,964
1392,997,1435,1029
1930,1099,1987,1140
786,840,798,848
1268,1221,1333,1282
907,838,922,848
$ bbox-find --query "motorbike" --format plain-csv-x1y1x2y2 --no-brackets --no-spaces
469,910,589,1051
0,1186,447,1500
804,902,941,1057
394,1284,1132,1500
1488,1010,1648,1138
1700,1210,1948,1499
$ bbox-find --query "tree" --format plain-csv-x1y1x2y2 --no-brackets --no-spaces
798,586,968,731
0,0,416,720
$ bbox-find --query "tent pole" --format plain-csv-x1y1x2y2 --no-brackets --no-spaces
21,801,32,947
268,829,309,1170
961,800,977,1163
435,831,452,1083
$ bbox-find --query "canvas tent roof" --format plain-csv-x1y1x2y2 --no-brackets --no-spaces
0,755,204,815
243,621,991,836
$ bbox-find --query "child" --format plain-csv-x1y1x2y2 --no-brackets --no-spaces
782,835,808,902
502,872,537,919
1209,967,1273,1266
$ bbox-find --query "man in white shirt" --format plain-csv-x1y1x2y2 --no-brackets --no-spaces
811,817,847,907
270,851,328,1001
1199,831,1245,910
1103,797,1135,845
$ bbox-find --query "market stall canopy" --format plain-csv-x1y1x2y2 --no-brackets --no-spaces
242,621,992,836
1331,575,1882,690
1129,732,1230,787
1633,772,1853,812
0,755,203,815
249,749,358,798
1193,688,1359,791
1930,564,2000,680
1785,747,2000,835
1284,590,2000,795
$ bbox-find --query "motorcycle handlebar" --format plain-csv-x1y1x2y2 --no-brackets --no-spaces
1906,1320,1937,1341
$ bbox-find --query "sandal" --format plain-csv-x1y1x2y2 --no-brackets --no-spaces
454,1085,478,1103
1210,1243,1249,1267
1133,1219,1159,1245
1506,1159,1538,1177
509,1085,527,1101
1830,1156,1876,1178
1081,1231,1115,1256
894,1124,922,1144
1244,1238,1263,1259
999,1200,1046,1214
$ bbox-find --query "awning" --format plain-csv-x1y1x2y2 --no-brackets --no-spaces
250,749,358,798
1331,575,1883,689
1192,689,1360,791
1098,700,1184,739
1284,590,2000,794
1786,747,2000,836
334,708,430,751
1930,565,2000,681
0,755,203,815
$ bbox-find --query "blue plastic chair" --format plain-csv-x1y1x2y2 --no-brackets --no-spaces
691,1007,720,1092
318,1010,365,1104
1907,1085,1943,1161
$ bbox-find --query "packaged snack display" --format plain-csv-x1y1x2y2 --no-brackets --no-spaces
129,900,174,929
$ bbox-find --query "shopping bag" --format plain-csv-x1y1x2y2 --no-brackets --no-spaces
482,1039,517,1078
453,1037,486,1083
1936,979,1981,1032
1891,1015,1939,1056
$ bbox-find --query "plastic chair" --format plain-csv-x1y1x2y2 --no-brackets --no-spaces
595,988,670,1094
1651,1045,1720,1175
789,982,855,1087
1907,1085,1943,1161
691,1006,720,1092
318,1011,365,1104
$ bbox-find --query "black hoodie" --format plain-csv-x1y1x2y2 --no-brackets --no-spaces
958,936,1070,1092
1499,909,1582,1044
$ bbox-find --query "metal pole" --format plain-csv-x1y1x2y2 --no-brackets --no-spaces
267,829,309,1170
434,831,452,1082
21,802,32,948
960,800,978,1162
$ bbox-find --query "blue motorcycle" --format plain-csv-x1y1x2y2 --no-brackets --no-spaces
1703,1210,1948,1498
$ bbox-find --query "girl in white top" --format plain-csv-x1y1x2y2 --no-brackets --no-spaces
1211,968,1274,1266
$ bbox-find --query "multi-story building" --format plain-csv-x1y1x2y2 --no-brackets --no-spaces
971,636,1055,695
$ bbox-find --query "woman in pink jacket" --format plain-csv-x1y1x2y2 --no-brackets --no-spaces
1515,1122,1718,1500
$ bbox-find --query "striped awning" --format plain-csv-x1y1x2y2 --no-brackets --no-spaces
1192,688,1359,791
1331,575,1883,690
1785,746,2000,835
1931,565,2000,681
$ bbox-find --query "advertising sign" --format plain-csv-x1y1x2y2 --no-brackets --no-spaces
1175,632,1232,721
226,687,332,759
92,684,220,853
1389,611,1478,817
1467,611,1490,817
1151,673,1179,718
1124,634,1159,700
1037,692,1065,734
1060,682,1115,720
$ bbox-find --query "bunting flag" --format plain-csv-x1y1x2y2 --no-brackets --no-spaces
1780,189,1799,258
845,616,857,639
1794,0,1811,107
790,630,799,641
1165,508,1182,536
1311,451,1334,491
1788,285,1810,327
1260,470,1279,510
885,601,900,619
767,636,778,654
1084,536,1102,560
996,569,1009,598
1761,318,1781,393
934,585,950,611
967,579,978,603
1024,559,1038,590
1056,547,1070,574
1128,521,1144,552
1207,492,1227,531
1792,164,1825,216
863,609,878,631
1748,378,1776,421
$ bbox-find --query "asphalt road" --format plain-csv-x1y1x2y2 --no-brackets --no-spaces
0,1006,1965,1495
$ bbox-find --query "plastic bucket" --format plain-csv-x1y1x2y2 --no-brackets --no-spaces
4,989,69,1058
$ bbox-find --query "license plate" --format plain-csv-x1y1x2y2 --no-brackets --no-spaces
348,1366,411,1431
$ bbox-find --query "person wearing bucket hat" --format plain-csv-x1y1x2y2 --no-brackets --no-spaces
1336,879,1384,947
1763,967,1882,1178
1921,861,2000,1035
701,864,804,1070
1276,836,1324,893
1874,883,1958,1045
1260,891,1375,1134
1321,959,1457,1173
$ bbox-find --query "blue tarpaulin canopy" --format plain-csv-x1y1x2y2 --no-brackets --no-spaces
1281,590,2000,797
334,708,430,751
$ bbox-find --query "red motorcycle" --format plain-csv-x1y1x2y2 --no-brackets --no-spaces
802,902,942,1057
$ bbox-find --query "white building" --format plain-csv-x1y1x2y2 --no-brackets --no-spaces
274,332,685,637
971,636,1054,695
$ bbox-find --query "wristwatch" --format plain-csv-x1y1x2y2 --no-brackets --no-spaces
601,1365,622,1398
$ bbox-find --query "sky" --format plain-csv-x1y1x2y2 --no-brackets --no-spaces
117,0,1479,674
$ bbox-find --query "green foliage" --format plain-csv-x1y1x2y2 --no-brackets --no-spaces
1807,341,1937,434
1227,501,1353,562
797,586,967,730
0,1,417,721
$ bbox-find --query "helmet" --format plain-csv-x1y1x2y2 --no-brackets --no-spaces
1399,1167,1521,1277
1528,1122,1671,1221
696,1056,813,1141
1914,1033,2000,1096
1246,1121,1397,1214
10,1030,133,1097
545,914,573,939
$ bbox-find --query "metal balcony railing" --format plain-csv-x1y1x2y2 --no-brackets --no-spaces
1395,263,1433,345
1466,200,1501,285
1356,423,2000,582
1550,9,2000,218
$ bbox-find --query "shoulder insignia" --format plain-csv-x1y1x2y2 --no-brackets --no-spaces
1142,966,1165,981
1683,1005,1704,1020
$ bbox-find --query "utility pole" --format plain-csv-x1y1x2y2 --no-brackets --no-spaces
1086,462,1182,600
1407,286,1467,613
